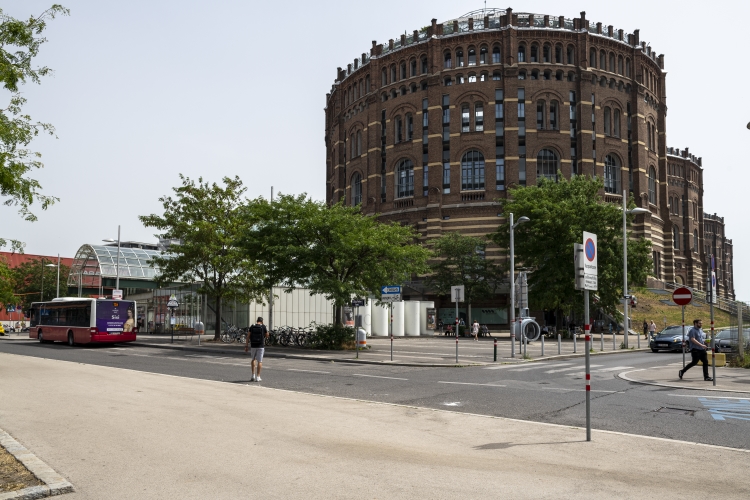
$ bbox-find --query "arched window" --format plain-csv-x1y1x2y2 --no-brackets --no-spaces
356,130,362,156
531,69,539,80
537,149,559,182
350,133,355,159
673,226,680,250
518,70,526,80
648,166,657,205
381,68,387,86
625,58,631,77
421,56,428,74
400,86,407,96
518,44,526,63
456,49,464,67
444,76,452,86
400,62,406,80
600,50,606,71
461,150,485,190
604,107,611,136
396,159,414,198
390,65,396,83
444,51,452,68
617,55,623,75
409,82,417,93
609,53,615,72
589,47,597,68
567,45,575,65
410,59,417,77
474,103,484,132
493,45,501,63
530,44,538,62
555,44,562,64
542,44,550,63
456,74,465,85
468,47,476,66
351,172,362,206
604,154,621,194
693,230,698,252
365,75,370,93
613,109,621,137
395,116,403,143
461,105,470,132
567,71,576,82
468,73,477,83
479,46,488,64
550,101,558,129
536,100,546,130
406,114,413,141
543,70,551,80
493,71,502,81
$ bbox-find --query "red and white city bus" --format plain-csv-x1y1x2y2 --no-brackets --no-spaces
29,298,138,345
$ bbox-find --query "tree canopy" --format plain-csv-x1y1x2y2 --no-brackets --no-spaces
426,232,504,324
139,175,266,338
239,194,431,321
9,257,69,311
489,175,652,322
0,5,68,226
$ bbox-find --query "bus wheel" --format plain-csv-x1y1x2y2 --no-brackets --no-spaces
67,332,75,347
38,332,44,343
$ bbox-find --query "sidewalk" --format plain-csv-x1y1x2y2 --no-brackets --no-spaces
619,363,750,394
2,352,749,499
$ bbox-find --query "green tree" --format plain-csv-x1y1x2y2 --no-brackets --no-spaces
241,194,431,323
489,175,652,328
139,175,266,340
11,257,69,311
1,5,68,224
426,232,504,326
0,257,15,308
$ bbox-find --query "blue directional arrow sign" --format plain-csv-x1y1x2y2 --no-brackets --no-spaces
381,286,401,294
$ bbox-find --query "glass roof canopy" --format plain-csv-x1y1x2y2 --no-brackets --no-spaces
67,244,170,288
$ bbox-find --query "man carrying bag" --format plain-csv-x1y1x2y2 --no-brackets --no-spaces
245,317,269,382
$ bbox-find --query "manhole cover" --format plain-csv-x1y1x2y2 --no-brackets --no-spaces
656,407,695,416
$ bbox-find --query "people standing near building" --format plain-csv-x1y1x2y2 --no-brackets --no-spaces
649,320,657,339
244,317,269,382
679,319,713,381
642,320,649,339
471,320,479,341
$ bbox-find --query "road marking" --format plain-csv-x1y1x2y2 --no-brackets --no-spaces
483,364,526,370
538,387,616,394
698,398,750,422
669,394,750,401
287,368,331,374
544,365,602,374
437,381,506,387
506,362,574,372
592,366,633,373
353,374,408,381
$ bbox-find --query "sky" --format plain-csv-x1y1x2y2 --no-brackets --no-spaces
2,0,749,299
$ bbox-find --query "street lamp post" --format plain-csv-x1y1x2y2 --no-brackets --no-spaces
622,190,650,349
509,213,530,358
40,260,58,301
103,225,122,294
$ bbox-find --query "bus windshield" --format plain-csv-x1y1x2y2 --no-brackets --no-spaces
96,301,136,333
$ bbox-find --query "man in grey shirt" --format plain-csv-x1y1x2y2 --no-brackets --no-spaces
679,319,713,381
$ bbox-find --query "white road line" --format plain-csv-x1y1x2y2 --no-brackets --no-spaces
507,362,573,372
539,387,616,394
592,366,633,373
544,364,602,374
287,369,331,374
437,381,506,387
353,374,408,381
483,364,528,370
668,394,750,400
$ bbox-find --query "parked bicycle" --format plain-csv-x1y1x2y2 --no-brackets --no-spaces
220,324,246,344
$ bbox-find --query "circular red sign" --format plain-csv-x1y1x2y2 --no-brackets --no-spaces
672,287,693,306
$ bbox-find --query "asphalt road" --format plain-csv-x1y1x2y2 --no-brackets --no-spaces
1,340,747,450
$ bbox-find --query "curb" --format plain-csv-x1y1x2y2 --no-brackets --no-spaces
616,370,750,394
130,342,486,368
0,428,74,500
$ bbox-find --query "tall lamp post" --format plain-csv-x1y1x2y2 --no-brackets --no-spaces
622,190,650,348
103,225,122,294
40,259,58,301
509,213,530,358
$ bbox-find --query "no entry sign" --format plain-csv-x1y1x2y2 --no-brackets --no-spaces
672,287,693,306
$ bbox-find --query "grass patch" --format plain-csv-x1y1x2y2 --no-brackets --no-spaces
0,446,42,493
630,287,733,329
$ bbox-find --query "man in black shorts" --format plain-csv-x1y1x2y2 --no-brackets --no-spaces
244,317,269,382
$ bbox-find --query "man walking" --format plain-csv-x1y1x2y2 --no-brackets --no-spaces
642,320,649,339
679,319,713,381
244,317,269,382
649,320,657,340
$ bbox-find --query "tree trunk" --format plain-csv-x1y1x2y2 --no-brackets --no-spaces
467,302,472,330
334,304,343,326
213,293,222,340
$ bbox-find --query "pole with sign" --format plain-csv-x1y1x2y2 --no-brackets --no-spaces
380,286,401,361
709,255,716,386
351,298,365,359
582,231,597,442
452,285,465,363
167,294,179,344
672,287,693,370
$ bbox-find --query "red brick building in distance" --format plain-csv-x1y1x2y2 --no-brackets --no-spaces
0,252,74,323
324,8,735,311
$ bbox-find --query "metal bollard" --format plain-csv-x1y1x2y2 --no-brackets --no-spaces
494,338,497,362
557,334,561,355
613,332,616,350
523,334,527,357
573,331,577,353
600,332,603,352
541,335,545,357
637,334,640,349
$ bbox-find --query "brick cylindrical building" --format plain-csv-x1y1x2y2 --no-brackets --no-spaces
324,8,734,304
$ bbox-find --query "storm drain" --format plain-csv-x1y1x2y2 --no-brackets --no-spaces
656,407,695,416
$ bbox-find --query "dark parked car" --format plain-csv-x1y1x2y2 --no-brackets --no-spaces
713,329,750,353
650,325,690,352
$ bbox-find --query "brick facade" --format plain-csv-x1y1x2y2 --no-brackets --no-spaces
324,8,735,306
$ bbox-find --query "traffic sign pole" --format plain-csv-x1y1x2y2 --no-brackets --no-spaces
584,289,591,442
672,287,693,371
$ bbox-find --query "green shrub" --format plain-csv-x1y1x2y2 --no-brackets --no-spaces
308,323,355,350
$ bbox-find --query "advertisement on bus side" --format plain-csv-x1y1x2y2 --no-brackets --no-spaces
96,301,135,333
